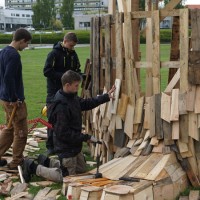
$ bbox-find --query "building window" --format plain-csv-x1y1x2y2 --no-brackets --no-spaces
16,14,19,17
22,14,25,17
26,14,30,17
79,22,90,28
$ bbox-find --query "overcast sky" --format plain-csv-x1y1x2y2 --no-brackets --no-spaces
0,0,199,7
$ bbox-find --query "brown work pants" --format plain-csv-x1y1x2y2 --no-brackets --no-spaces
0,101,28,167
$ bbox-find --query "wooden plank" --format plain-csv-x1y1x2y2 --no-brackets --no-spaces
161,92,171,123
145,0,153,97
92,17,100,96
149,95,155,137
124,104,134,139
163,121,173,146
134,186,153,200
155,94,163,139
164,68,180,93
194,86,200,114
33,187,51,200
144,97,150,129
111,79,121,114
170,89,179,121
188,112,199,141
135,61,180,69
172,121,179,140
152,10,160,94
108,0,116,15
104,15,112,90
186,85,196,112
146,154,171,181
133,96,144,124
179,92,187,115
180,9,189,93
179,115,189,143
115,12,124,81
117,93,129,121
123,12,135,105
189,190,199,200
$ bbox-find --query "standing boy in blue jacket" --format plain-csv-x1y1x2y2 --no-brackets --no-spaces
0,28,32,169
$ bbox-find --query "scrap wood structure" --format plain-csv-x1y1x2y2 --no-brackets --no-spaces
67,0,200,199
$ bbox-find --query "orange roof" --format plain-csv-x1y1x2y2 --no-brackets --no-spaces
187,5,200,9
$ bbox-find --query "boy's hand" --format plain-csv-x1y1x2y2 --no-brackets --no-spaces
108,85,116,99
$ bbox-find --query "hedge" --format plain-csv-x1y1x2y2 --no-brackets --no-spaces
0,29,191,44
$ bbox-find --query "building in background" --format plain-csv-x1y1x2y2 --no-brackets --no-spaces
3,0,109,30
5,0,36,10
0,7,33,31
74,0,108,30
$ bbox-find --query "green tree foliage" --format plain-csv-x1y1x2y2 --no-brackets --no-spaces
32,0,56,28
60,0,74,29
52,19,63,30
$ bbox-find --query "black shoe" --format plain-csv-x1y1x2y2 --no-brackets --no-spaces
22,158,34,183
37,154,50,167
46,148,55,156
0,159,7,167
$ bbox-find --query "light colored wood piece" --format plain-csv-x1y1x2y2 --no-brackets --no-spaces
195,86,200,114
188,112,199,141
179,92,187,115
170,89,179,121
186,85,196,112
111,79,121,114
117,93,129,121
161,92,171,123
189,190,199,200
149,95,155,137
172,121,179,140
124,104,134,139
133,96,144,124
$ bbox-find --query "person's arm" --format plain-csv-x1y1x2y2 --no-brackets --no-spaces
73,51,81,73
80,85,116,111
43,51,63,80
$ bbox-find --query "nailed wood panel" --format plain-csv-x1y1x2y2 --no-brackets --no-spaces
179,115,189,143
170,89,179,121
144,97,150,129
108,0,116,15
161,92,171,123
124,104,134,139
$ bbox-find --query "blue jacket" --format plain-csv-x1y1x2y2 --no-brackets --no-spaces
0,46,25,102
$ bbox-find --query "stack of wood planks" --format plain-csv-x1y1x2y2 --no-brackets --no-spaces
78,0,200,199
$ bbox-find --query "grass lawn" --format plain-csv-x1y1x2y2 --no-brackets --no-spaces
0,44,172,199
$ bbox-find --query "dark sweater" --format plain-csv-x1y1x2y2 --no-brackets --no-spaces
0,46,24,102
43,42,81,103
49,89,110,158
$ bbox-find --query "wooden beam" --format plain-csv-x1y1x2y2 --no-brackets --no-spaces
108,0,116,15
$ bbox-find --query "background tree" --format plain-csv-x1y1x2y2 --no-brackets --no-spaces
32,0,56,29
60,0,74,29
52,19,63,30
164,0,186,8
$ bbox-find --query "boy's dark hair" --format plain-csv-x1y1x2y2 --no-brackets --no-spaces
64,32,78,43
61,70,82,86
13,28,32,42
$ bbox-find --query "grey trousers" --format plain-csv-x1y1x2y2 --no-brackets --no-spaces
36,152,87,182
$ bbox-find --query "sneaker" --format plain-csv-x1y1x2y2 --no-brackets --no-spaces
22,158,34,183
37,154,50,167
0,159,7,167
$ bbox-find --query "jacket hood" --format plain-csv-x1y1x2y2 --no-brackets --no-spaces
53,42,75,53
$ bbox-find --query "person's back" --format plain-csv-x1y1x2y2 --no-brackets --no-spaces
0,28,32,169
